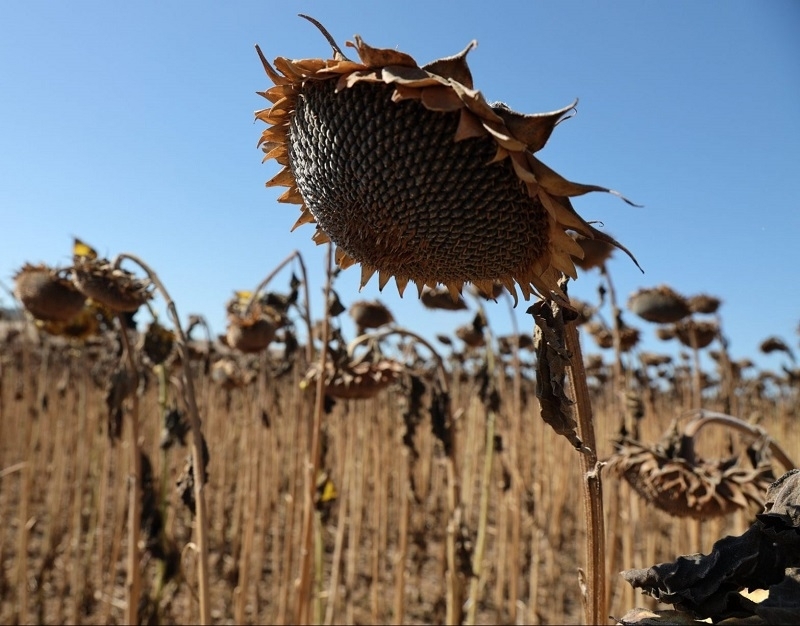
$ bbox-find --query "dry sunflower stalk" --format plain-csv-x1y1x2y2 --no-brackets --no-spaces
256,15,639,304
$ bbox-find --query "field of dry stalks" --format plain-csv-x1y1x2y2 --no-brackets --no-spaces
1,271,798,625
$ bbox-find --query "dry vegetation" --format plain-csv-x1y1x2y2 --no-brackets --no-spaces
1,249,798,625
2,19,799,624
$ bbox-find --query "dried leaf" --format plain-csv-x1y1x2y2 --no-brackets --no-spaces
530,299,582,449
622,470,800,623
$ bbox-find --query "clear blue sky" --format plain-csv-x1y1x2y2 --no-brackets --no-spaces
2,1,798,371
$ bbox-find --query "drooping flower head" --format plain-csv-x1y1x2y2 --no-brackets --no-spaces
256,16,639,304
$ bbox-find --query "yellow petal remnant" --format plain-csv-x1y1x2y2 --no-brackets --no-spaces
255,16,640,303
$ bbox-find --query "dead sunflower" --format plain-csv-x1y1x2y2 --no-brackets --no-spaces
256,16,639,304
606,414,781,519
224,292,282,354
71,241,153,314
349,299,394,335
302,356,404,400
13,263,86,322
628,285,691,324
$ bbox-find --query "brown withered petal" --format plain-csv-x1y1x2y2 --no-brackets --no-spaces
628,285,691,324
256,17,640,304
14,263,86,322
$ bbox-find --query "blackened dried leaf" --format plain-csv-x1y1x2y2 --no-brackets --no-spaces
430,388,453,457
622,470,800,623
176,435,211,516
755,568,800,625
530,299,582,449
105,366,135,442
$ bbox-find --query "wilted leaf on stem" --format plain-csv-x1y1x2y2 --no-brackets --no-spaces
530,299,581,449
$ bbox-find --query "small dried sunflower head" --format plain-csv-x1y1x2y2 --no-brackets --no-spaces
675,319,718,349
72,256,153,314
687,293,722,315
256,17,639,305
14,263,87,323
303,357,404,400
141,321,175,366
628,285,691,324
607,424,775,519
225,300,282,354
349,299,394,335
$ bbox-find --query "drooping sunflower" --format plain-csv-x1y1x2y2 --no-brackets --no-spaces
256,16,639,304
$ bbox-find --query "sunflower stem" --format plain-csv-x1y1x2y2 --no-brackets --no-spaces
114,253,211,625
564,319,607,626
296,244,332,624
117,314,142,626
682,410,797,470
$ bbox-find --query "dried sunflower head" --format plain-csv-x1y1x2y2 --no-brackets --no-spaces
225,293,282,354
349,299,394,335
606,421,775,519
687,293,722,315
628,285,691,324
140,321,175,366
420,286,468,311
14,263,86,322
302,357,404,400
256,16,639,304
675,319,718,349
71,243,153,314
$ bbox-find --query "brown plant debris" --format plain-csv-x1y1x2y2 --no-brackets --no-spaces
176,434,210,516
255,16,639,304
620,469,800,624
